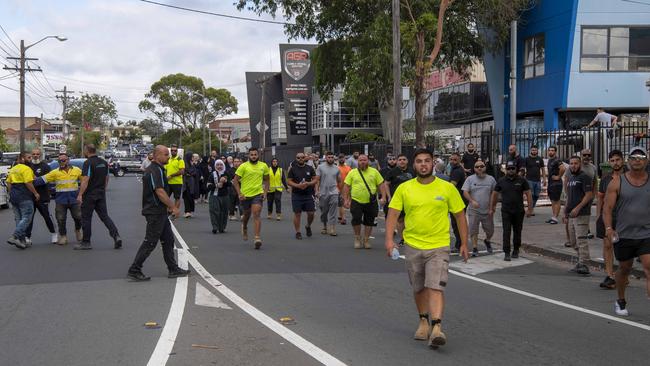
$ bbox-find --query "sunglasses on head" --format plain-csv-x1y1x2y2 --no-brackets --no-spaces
630,154,647,160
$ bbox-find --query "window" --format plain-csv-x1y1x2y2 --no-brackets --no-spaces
581,26,650,72
524,34,545,79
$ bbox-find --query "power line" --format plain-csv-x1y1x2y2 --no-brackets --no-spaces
0,23,18,51
0,82,18,92
137,0,293,25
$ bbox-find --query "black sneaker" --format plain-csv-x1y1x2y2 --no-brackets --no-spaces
212,229,217,234
484,240,493,254
471,248,479,257
254,238,262,250
305,226,312,237
127,272,151,282
295,232,303,240
504,253,511,261
576,263,590,275
398,239,405,247
168,268,191,278
511,250,519,259
113,236,123,249
586,232,594,239
600,276,616,289
73,242,92,250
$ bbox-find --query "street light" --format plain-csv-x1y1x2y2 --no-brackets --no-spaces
646,78,650,130
13,35,67,152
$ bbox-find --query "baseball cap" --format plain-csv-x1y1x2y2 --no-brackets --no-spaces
506,160,517,169
628,146,647,156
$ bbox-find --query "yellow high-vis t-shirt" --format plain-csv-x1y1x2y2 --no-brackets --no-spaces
343,167,384,204
165,156,185,185
235,161,269,198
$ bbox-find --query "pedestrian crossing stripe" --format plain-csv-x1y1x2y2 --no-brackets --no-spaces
450,254,532,275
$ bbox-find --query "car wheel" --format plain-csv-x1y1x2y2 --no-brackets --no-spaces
0,203,8,209
117,169,126,177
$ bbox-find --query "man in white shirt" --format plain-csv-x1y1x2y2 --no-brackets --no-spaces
586,108,619,129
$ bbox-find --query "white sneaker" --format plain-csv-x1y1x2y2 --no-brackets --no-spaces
51,233,59,244
25,237,32,247
615,300,629,316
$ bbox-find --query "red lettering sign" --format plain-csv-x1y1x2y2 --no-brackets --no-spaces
286,51,308,61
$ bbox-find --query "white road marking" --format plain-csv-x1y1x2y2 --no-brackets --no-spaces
170,222,347,366
449,269,650,332
146,248,189,366
450,255,532,275
195,282,232,309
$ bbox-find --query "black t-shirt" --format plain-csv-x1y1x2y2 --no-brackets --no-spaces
449,164,466,191
287,163,316,196
548,157,562,184
599,174,614,194
142,162,169,215
386,167,414,195
30,161,51,200
380,164,396,179
506,155,525,173
81,156,109,197
495,176,530,213
461,152,479,174
565,172,593,216
524,156,545,181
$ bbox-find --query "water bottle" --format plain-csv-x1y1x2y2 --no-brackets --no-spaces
391,247,400,260
611,231,619,243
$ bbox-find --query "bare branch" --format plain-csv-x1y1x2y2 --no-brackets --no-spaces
425,0,454,70
402,0,417,26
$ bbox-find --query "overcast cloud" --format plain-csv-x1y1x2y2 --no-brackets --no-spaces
0,0,304,122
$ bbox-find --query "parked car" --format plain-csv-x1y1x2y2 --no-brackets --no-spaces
112,157,143,176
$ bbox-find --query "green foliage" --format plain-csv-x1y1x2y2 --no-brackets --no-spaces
0,129,10,151
69,131,103,156
345,132,384,143
139,73,238,133
66,93,118,129
153,128,229,155
138,118,164,138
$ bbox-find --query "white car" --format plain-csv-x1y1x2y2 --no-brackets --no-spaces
0,164,9,209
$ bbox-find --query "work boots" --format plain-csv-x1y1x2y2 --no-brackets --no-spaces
328,225,337,236
363,235,372,249
354,235,362,249
428,320,446,348
414,315,431,341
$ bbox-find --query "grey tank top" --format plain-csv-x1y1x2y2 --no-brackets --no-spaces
615,174,650,239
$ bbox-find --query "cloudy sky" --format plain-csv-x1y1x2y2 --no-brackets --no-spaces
0,0,306,122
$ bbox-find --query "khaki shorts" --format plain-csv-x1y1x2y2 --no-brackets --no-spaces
404,245,450,293
467,212,494,237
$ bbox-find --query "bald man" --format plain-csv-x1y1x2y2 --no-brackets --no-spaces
128,145,190,281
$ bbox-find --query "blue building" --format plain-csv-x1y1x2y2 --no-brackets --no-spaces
485,0,650,131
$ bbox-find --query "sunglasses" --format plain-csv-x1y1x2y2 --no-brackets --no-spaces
296,157,305,160
475,165,485,168
582,154,591,157
506,167,516,170
629,154,647,160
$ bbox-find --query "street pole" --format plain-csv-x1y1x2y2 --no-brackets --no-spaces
56,86,75,142
392,0,402,155
80,97,84,156
40,112,44,158
330,96,335,152
510,20,517,132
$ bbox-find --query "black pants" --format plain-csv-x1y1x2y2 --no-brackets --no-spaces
451,213,462,249
183,190,195,213
267,191,282,214
81,194,120,243
129,214,178,273
502,210,525,254
229,189,242,216
26,200,55,237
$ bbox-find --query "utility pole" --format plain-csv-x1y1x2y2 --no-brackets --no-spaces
255,75,273,152
392,0,402,154
80,97,85,156
3,40,42,152
40,112,44,158
56,86,75,141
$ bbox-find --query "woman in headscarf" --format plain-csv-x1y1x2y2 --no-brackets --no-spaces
208,159,232,233
182,152,200,217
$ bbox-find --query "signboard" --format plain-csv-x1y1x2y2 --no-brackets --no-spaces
280,44,316,137
43,133,64,145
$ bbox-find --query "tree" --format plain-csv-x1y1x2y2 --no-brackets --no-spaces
138,118,164,138
69,131,103,156
0,129,10,151
237,0,531,147
65,93,117,130
139,73,238,134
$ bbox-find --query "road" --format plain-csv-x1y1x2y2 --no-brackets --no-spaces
0,176,649,366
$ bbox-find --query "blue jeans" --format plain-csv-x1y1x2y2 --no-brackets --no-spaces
527,180,542,207
12,200,34,240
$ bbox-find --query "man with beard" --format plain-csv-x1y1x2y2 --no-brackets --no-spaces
26,148,57,245
337,154,352,225
315,151,341,236
346,151,360,169
596,150,624,289
490,160,533,261
524,145,545,215
233,148,269,249
343,154,388,249
563,156,594,275
165,144,185,211
385,154,414,244
385,148,468,349
287,152,317,240
380,155,397,179
506,144,525,176
461,143,480,175
462,159,496,256
603,147,650,316
545,146,565,225
448,153,466,252
564,149,597,239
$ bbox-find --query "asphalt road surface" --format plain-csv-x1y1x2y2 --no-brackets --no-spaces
1,176,649,366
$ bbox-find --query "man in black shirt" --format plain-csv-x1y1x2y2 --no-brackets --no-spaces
127,145,189,281
596,150,623,289
26,148,57,244
287,152,317,239
545,146,565,225
380,155,397,179
490,160,533,261
524,145,545,215
449,153,466,251
461,143,480,175
563,156,594,275
506,144,525,176
384,154,414,241
76,144,121,250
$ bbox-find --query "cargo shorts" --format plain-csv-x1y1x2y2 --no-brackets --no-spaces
404,245,450,293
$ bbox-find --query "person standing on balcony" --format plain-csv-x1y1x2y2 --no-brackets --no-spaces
586,107,620,131
524,145,545,216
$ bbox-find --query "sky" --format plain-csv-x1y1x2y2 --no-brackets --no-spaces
0,0,305,123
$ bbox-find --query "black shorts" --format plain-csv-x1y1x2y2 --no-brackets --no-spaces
169,184,182,200
596,215,617,239
350,200,378,226
547,182,562,202
383,202,405,219
292,195,315,213
614,238,650,262
241,194,263,210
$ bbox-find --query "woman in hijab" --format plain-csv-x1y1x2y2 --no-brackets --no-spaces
208,159,232,233
182,152,200,217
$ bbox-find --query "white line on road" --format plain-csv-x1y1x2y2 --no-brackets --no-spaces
195,282,232,309
170,222,347,366
146,248,189,366
449,269,650,332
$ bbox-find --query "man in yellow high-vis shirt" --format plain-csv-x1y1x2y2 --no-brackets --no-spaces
165,144,185,211
6,152,40,249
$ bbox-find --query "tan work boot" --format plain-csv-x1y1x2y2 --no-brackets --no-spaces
328,225,337,236
363,235,372,249
57,235,68,246
276,214,281,221
354,235,362,249
414,317,431,341
75,229,82,242
428,321,446,348
321,226,328,235
267,213,272,220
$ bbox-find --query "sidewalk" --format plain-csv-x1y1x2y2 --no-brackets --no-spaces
483,206,646,278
